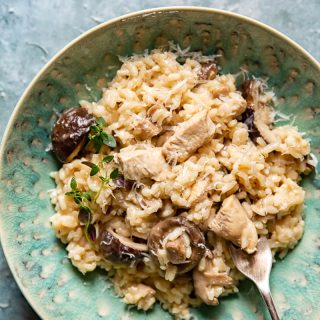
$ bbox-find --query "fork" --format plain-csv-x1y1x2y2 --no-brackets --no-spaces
229,237,280,320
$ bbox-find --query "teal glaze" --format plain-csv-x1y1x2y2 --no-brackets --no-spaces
0,7,320,320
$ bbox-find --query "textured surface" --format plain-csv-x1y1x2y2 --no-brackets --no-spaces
0,2,319,320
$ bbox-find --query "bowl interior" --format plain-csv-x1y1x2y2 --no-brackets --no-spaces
1,8,320,320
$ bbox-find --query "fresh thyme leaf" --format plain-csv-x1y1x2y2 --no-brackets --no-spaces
70,177,77,190
96,117,107,127
89,125,100,137
87,224,97,241
88,116,116,152
74,195,82,205
90,165,99,176
82,191,93,201
93,135,103,152
99,176,110,183
82,161,100,176
78,206,91,225
101,132,117,148
82,161,95,168
110,168,119,180
103,155,114,163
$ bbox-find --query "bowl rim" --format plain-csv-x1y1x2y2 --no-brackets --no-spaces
0,6,319,319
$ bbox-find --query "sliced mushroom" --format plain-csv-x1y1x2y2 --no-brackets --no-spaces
198,61,217,81
239,80,262,106
240,80,275,144
117,144,169,181
148,216,206,275
303,154,317,174
100,229,148,263
208,195,258,254
240,107,260,142
162,110,215,163
51,107,95,162
193,256,233,305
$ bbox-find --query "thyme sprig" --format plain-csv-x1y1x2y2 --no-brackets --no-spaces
65,155,120,244
88,117,117,152
65,177,95,245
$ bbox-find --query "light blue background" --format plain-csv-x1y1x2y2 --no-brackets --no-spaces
0,1,319,319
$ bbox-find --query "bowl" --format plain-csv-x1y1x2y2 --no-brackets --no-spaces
0,7,320,320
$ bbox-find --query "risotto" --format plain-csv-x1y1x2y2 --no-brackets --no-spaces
49,48,314,319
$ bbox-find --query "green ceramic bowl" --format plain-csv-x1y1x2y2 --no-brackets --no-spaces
0,7,319,320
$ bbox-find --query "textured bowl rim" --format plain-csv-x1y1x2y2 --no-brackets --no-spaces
0,6,319,320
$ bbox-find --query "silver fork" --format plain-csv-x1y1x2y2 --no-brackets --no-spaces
229,237,280,320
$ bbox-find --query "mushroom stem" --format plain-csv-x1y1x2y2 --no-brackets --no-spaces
100,229,148,264
148,216,206,275
165,236,188,264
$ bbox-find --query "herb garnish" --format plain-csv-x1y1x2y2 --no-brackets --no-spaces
88,117,117,152
82,161,100,176
94,167,119,202
65,177,95,245
66,155,120,245
65,177,93,204
103,155,114,163
110,168,119,180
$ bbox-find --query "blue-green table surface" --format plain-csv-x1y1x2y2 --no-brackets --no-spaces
0,0,319,319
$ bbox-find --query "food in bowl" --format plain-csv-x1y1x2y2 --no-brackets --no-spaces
49,48,314,319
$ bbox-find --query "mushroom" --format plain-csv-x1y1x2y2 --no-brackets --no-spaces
193,256,233,305
100,229,149,264
208,195,258,254
240,80,276,144
148,216,206,275
240,107,260,142
198,61,217,81
51,107,95,162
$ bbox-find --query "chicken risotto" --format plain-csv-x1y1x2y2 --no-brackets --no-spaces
50,49,314,319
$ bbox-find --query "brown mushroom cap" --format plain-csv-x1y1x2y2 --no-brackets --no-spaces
100,229,149,264
148,216,206,274
51,107,95,163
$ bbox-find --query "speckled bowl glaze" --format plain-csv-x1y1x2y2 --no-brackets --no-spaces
0,7,320,320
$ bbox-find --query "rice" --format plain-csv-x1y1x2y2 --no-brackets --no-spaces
50,49,312,319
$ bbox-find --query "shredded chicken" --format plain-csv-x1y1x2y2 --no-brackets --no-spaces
208,195,258,253
117,144,169,181
193,256,233,305
131,116,161,140
162,110,215,163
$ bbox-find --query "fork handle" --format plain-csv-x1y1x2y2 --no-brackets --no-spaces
259,288,280,320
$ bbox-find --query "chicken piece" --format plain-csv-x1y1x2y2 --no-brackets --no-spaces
156,131,174,147
208,195,258,253
162,111,215,163
117,144,169,181
193,256,233,305
132,116,161,140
